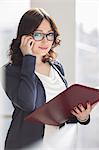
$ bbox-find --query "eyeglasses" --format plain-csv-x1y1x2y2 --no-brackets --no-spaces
32,32,55,41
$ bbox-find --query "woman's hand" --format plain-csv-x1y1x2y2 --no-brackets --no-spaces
71,102,92,122
20,35,34,56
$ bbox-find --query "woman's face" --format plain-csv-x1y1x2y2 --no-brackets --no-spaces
31,19,54,57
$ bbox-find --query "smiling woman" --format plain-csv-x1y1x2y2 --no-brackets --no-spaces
10,9,60,65
1,8,93,150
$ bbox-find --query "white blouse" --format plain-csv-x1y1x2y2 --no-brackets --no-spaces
35,66,66,142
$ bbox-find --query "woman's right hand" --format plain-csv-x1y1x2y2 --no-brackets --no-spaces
20,35,34,56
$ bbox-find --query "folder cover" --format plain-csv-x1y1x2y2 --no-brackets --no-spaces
25,84,99,126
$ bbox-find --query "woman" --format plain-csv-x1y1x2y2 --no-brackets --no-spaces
3,8,92,149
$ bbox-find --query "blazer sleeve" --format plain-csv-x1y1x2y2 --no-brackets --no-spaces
5,55,37,112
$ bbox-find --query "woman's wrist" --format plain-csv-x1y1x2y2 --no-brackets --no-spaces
77,115,90,123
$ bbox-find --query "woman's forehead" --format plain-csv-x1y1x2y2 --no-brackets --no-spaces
37,19,52,32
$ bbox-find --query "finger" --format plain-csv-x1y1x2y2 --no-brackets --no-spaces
86,102,92,113
24,36,33,46
20,35,27,47
71,110,79,118
78,104,85,112
73,107,81,114
27,39,34,47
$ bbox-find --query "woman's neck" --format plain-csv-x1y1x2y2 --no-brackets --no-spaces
36,56,44,65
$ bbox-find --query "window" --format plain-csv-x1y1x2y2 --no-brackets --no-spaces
76,0,99,87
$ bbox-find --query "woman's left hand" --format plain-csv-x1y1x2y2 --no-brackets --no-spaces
71,102,92,122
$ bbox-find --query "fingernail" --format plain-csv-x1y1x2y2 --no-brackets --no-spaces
74,107,77,110
87,101,90,104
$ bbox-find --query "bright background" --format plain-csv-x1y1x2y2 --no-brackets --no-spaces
0,0,99,149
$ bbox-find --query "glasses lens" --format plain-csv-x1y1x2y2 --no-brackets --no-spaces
32,32,55,41
47,33,54,41
33,32,43,41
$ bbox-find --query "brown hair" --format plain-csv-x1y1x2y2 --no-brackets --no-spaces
9,8,61,64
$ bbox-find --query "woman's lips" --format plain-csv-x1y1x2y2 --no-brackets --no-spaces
39,47,48,50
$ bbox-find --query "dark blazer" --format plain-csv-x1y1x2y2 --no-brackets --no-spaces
2,55,90,149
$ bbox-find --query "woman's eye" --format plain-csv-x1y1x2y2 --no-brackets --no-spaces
34,33,42,37
48,33,54,37
49,33,54,35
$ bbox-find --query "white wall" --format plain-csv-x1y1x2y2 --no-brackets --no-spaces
31,0,75,85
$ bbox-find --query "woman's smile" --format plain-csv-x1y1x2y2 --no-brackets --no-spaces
38,46,49,50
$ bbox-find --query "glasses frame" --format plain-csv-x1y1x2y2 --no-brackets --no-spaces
32,31,55,41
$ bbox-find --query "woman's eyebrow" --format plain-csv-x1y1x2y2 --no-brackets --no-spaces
35,29,53,32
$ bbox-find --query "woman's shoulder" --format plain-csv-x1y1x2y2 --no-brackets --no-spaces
0,63,21,90
2,62,21,76
50,59,65,76
49,59,62,66
53,59,63,66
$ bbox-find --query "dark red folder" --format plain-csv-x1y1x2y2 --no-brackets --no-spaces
25,84,99,126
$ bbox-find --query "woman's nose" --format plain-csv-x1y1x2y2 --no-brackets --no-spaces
41,36,48,43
